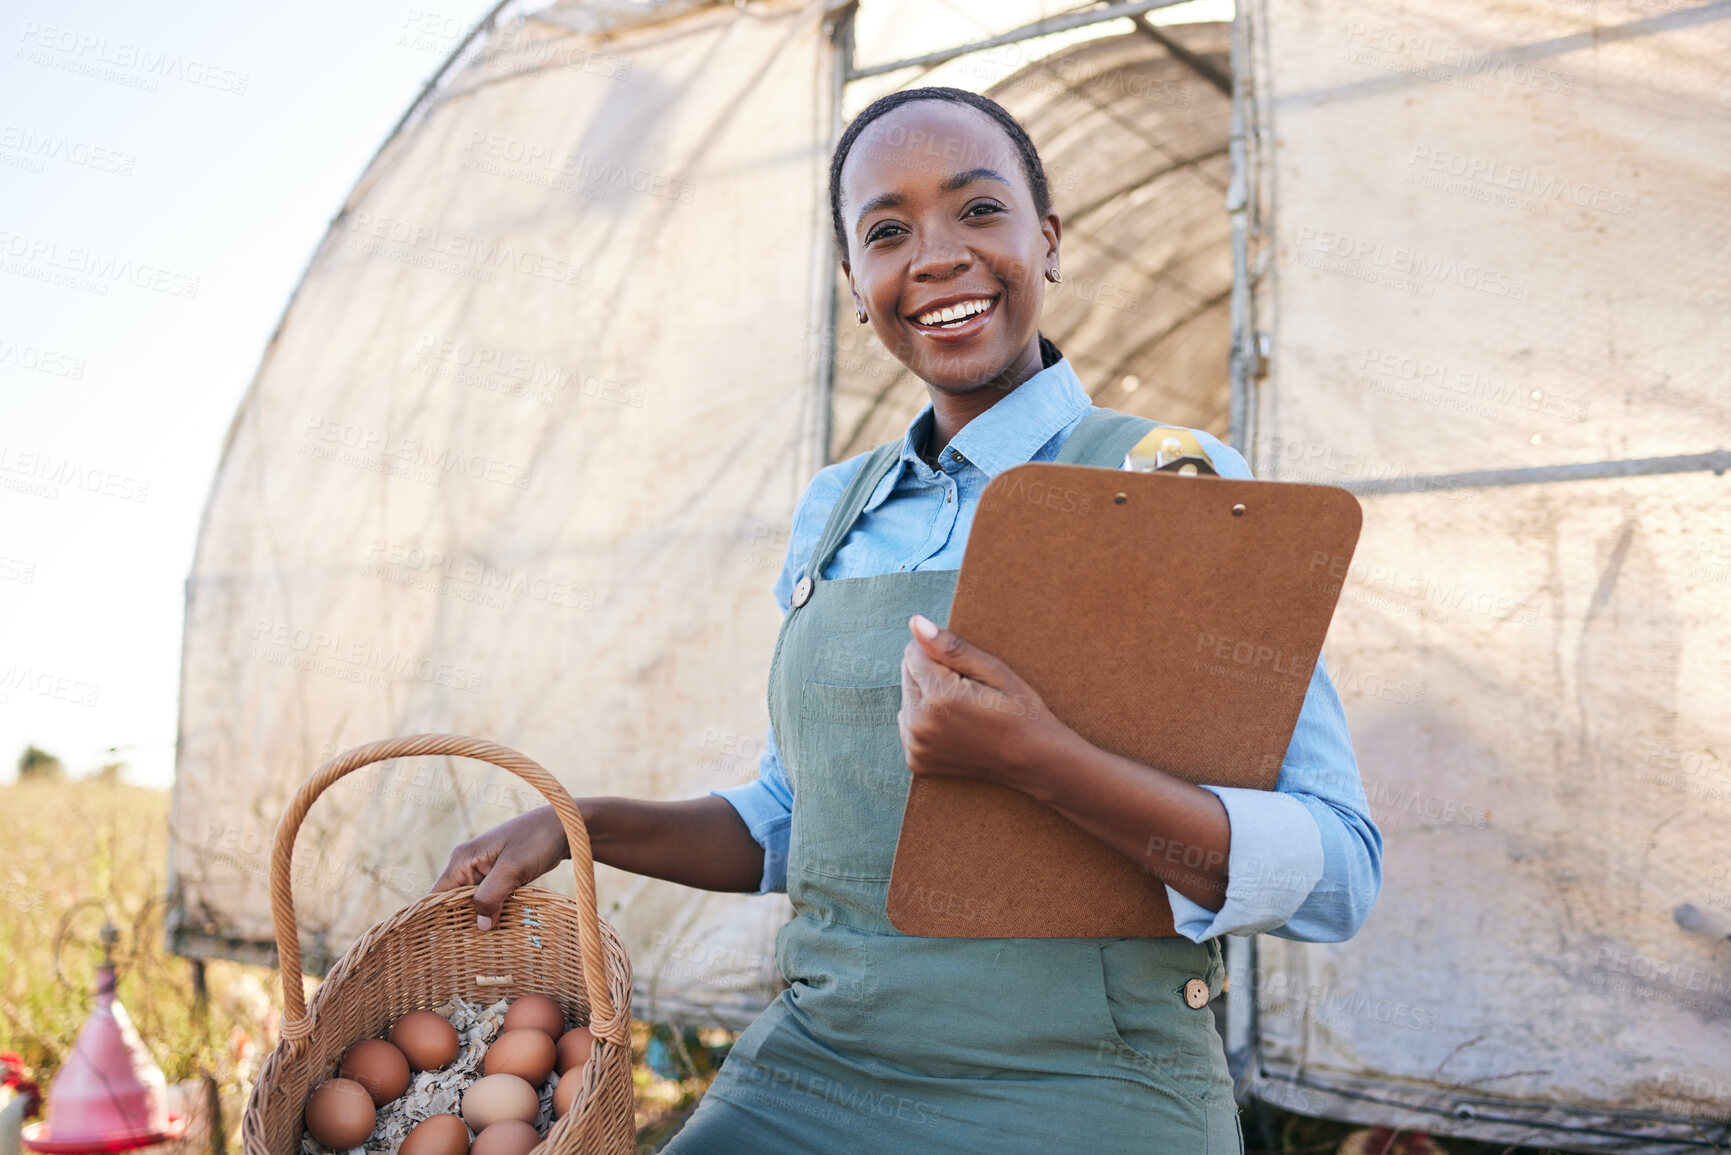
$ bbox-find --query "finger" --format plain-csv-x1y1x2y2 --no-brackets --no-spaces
470,856,527,932
903,638,941,700
907,636,980,713
909,614,1010,685
900,643,921,708
429,844,486,894
898,656,926,769
904,643,962,714
897,690,915,753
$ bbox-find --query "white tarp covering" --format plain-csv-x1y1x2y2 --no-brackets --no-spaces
1235,0,1731,1147
168,0,1240,1031
170,0,1731,1141
168,0,833,1028
831,14,1237,458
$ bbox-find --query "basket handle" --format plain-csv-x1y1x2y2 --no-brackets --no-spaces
267,733,626,1044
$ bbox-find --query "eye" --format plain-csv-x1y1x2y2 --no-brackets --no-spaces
866,221,907,244
964,201,1005,219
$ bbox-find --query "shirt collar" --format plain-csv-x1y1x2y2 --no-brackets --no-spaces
903,356,1093,478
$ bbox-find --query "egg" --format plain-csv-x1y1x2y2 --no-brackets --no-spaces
389,1010,460,1071
400,1114,472,1155
554,1027,592,1075
338,1038,411,1106
461,1073,540,1131
501,994,565,1040
484,1029,556,1084
304,1077,376,1149
470,1121,541,1155
552,1068,583,1119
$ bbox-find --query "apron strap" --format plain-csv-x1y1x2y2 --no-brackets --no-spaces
807,439,904,582
1053,407,1164,467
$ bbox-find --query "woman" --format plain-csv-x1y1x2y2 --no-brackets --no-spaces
432,87,1382,1153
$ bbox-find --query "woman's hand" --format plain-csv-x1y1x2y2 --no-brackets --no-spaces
899,613,1234,909
430,796,768,928
897,613,1078,791
430,805,572,930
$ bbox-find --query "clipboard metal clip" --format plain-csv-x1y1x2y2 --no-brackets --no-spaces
1122,428,1219,477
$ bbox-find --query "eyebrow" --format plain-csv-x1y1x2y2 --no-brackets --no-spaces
942,167,1012,193
854,168,1015,231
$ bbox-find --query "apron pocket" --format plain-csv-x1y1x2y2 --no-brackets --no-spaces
800,679,902,725
793,681,907,882
1088,939,1230,1107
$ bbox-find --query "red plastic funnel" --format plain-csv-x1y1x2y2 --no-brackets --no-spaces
20,965,187,1155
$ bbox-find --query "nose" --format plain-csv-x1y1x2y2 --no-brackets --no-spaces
909,219,971,282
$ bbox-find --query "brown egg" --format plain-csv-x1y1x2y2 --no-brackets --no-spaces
461,1073,540,1131
400,1114,472,1155
304,1077,376,1149
389,1010,460,1071
483,1029,556,1084
501,994,565,1040
471,1121,541,1155
552,1068,584,1119
338,1038,411,1106
554,1027,592,1075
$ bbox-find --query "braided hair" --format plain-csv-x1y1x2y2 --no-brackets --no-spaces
827,87,1052,258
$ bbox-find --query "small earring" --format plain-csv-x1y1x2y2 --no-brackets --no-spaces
856,310,869,324
1045,266,1063,284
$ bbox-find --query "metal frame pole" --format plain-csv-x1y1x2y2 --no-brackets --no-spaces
1226,1,1259,463
816,6,857,469
846,0,1195,81
1225,0,1262,1098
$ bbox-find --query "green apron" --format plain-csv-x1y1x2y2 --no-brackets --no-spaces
666,409,1242,1154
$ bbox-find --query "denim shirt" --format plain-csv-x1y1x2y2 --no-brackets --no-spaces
714,357,1383,942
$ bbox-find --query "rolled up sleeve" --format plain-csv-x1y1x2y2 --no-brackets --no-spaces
1156,430,1382,942
1165,650,1384,942
711,727,792,895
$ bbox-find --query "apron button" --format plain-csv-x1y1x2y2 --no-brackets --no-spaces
791,574,813,608
1183,978,1210,1009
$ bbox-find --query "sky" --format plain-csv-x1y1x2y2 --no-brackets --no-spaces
0,0,506,786
0,0,1231,789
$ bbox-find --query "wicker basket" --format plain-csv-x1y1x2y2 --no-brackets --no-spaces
241,735,635,1155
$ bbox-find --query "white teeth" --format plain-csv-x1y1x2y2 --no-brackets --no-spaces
916,298,993,326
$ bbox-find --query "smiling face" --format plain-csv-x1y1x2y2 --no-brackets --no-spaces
838,100,1060,395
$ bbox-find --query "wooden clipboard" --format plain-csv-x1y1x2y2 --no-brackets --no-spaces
886,463,1362,938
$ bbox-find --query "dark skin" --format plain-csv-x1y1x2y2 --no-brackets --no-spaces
431,100,1231,928
840,102,1058,448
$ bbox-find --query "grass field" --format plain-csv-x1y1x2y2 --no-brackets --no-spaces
2,778,278,1143
1,778,1560,1154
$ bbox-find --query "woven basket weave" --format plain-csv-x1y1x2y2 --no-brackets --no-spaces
241,734,635,1155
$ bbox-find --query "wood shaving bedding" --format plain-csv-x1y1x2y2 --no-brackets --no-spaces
300,998,564,1155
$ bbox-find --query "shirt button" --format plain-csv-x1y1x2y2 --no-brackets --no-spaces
951,449,964,462
790,574,813,608
1183,978,1210,1009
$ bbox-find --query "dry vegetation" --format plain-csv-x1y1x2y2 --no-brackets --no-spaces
3,778,283,1143
1,777,1556,1154
0,778,708,1152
